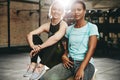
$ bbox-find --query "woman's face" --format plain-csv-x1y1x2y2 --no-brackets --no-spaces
71,3,86,20
51,3,64,19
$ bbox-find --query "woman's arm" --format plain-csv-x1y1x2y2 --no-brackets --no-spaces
80,35,97,70
29,21,67,57
27,23,49,49
75,35,98,80
40,21,68,49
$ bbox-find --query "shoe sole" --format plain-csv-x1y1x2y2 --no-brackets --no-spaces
23,74,32,77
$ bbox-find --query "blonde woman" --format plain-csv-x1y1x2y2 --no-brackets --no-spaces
23,0,68,80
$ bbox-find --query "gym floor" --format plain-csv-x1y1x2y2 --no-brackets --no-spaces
0,50,120,80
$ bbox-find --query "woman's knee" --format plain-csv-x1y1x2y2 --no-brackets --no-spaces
84,63,95,80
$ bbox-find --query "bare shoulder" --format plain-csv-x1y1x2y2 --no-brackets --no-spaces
61,20,68,26
60,20,68,28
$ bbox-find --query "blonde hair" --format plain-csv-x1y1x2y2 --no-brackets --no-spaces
48,0,65,19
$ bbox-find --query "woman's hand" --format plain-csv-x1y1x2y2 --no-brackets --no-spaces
30,45,41,57
74,67,84,80
62,54,74,69
31,45,41,53
30,50,36,58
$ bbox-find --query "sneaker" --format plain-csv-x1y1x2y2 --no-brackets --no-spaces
23,64,36,77
23,69,33,77
29,66,46,80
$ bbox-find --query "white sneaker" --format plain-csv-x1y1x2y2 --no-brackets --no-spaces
23,64,35,77
23,67,33,77
29,66,46,80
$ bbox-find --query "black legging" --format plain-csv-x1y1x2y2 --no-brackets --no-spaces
31,35,42,63
31,35,63,68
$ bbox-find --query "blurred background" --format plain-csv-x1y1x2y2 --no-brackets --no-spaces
0,0,120,80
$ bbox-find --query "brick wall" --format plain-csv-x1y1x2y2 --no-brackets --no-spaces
0,4,8,47
0,1,49,47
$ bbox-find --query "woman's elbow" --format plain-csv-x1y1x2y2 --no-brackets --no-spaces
27,32,33,38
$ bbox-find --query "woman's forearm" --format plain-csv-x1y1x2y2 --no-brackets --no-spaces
27,32,34,48
40,24,66,49
40,33,62,49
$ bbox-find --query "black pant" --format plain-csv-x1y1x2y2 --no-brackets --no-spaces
31,35,63,68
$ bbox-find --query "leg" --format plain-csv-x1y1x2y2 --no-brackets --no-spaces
74,62,95,80
84,63,95,80
29,36,58,79
30,38,63,79
39,44,60,68
31,35,43,63
40,63,73,80
23,35,43,77
30,35,43,67
30,44,63,79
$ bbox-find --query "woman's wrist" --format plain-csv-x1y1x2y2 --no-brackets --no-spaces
62,53,68,58
38,45,42,50
30,44,35,49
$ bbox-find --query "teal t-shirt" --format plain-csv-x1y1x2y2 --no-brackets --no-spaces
65,22,99,64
